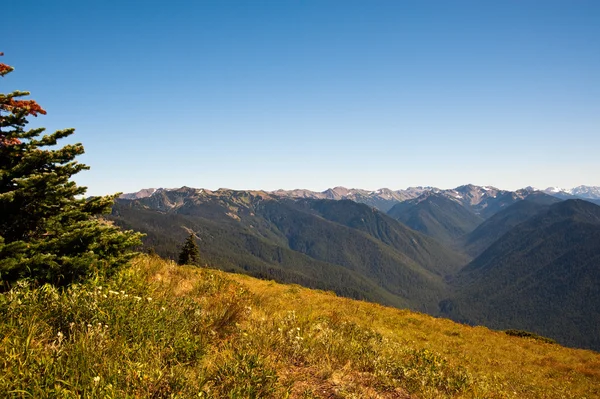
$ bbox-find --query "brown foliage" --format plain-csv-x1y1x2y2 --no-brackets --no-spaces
1,98,47,116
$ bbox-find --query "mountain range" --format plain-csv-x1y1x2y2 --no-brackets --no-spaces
543,185,600,201
113,184,600,350
120,184,600,211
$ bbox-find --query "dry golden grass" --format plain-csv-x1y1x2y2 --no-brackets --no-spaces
131,256,600,398
2,255,598,398
225,266,600,398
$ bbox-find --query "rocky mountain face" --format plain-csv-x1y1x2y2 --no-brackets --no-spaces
570,185,600,199
271,186,427,212
271,184,532,215
118,188,158,200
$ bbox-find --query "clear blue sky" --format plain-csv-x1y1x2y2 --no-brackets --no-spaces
3,1,599,195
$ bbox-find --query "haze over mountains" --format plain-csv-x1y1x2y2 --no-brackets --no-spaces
113,184,600,350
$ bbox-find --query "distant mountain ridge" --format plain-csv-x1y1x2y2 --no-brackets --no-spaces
120,184,600,206
270,186,428,212
120,184,600,212
542,186,600,200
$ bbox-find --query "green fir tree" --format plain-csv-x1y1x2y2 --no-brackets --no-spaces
178,233,200,266
0,55,142,287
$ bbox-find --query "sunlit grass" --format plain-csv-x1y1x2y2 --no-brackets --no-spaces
1,254,598,398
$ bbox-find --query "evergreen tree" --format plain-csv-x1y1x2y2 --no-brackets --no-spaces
178,234,200,266
0,55,143,287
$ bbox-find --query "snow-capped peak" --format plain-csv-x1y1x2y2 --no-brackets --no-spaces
545,187,567,194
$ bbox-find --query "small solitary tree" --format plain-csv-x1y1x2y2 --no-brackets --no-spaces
178,233,200,266
0,54,142,287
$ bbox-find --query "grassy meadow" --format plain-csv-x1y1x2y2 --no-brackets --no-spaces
1,255,599,398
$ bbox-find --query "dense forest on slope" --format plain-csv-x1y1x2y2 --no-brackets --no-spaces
268,198,468,276
387,193,483,245
441,200,600,350
112,199,404,308
458,192,561,257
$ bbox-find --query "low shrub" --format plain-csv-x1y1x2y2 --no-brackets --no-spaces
505,329,557,344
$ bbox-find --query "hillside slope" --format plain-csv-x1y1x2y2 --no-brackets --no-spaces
442,199,600,350
3,255,598,398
